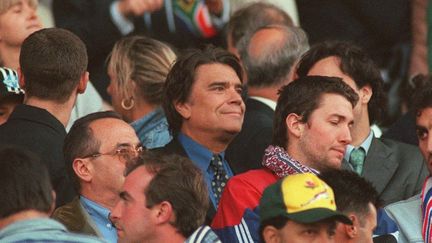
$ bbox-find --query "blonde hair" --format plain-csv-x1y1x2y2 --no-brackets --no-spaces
108,36,176,105
0,0,38,14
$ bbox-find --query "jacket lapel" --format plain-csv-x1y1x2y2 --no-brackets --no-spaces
361,138,399,194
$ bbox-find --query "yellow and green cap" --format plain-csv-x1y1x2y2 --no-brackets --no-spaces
259,173,352,225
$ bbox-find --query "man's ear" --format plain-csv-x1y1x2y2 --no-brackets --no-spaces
17,68,25,89
48,190,56,216
72,158,92,183
262,225,281,243
77,71,89,94
174,100,191,120
358,84,372,105
286,113,304,138
345,214,359,238
154,201,174,225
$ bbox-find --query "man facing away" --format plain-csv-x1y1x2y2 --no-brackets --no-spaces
319,169,381,243
52,111,141,243
226,24,309,174
296,41,428,206
0,28,89,207
0,146,104,243
211,75,358,242
155,45,245,223
110,152,221,243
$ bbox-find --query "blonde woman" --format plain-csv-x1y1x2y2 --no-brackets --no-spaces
107,36,176,149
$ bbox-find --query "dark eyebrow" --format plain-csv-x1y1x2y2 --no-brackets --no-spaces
208,81,228,87
416,125,427,131
119,191,131,201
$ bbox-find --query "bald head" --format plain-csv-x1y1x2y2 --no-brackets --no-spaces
227,2,293,56
238,25,309,88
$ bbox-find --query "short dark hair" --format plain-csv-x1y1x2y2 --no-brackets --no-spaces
272,76,359,148
126,152,209,238
238,25,308,88
163,45,243,135
64,111,122,193
0,146,53,218
319,169,380,226
410,75,432,115
296,41,386,124
228,2,293,49
19,28,88,103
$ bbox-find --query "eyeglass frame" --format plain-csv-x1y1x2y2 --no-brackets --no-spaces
81,144,144,161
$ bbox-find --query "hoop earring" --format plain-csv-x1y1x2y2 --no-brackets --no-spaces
121,97,134,110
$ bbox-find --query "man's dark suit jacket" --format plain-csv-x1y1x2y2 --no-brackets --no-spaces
152,138,231,224
0,105,75,207
342,137,428,206
226,98,274,174
52,197,99,237
53,0,223,100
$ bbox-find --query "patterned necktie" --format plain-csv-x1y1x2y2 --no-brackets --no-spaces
422,176,432,243
210,154,229,207
349,147,365,175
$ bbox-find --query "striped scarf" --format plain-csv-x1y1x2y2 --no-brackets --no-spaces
262,145,319,177
422,176,432,243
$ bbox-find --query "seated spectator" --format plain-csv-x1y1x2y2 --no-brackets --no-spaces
259,173,352,243
110,152,221,243
155,46,245,222
0,146,104,243
0,67,24,125
52,111,141,242
383,79,432,243
0,28,89,207
226,2,294,57
319,169,386,243
0,0,106,131
211,76,358,242
226,24,308,174
296,41,428,206
53,0,229,100
107,36,176,149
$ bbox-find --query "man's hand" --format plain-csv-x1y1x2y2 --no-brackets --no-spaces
205,0,223,16
117,0,164,17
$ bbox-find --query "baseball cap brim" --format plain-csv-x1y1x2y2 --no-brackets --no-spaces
286,208,352,225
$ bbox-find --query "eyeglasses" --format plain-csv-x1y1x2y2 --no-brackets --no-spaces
82,144,144,161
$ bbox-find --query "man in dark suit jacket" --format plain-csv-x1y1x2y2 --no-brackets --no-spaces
296,41,428,206
0,28,89,207
53,0,228,100
226,25,309,174
154,46,245,223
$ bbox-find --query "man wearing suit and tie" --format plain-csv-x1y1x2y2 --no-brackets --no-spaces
296,41,428,206
225,24,309,174
154,45,244,224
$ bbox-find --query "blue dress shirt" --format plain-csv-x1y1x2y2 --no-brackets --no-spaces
178,133,233,209
80,196,116,243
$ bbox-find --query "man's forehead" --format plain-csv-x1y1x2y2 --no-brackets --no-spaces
417,107,432,126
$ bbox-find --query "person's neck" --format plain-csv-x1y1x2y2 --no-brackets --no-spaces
247,85,280,101
24,95,76,127
0,45,20,69
128,100,158,122
350,113,371,147
181,129,232,154
80,189,119,211
0,210,48,230
148,227,186,243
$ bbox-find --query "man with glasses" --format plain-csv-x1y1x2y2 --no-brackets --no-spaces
52,111,141,243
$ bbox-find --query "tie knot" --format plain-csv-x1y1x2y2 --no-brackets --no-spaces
210,154,223,168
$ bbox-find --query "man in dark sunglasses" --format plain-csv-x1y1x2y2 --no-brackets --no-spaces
52,111,141,243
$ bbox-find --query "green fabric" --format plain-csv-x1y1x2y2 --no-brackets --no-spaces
349,147,366,175
427,0,432,71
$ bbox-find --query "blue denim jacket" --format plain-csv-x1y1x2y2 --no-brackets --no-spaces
131,107,172,149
